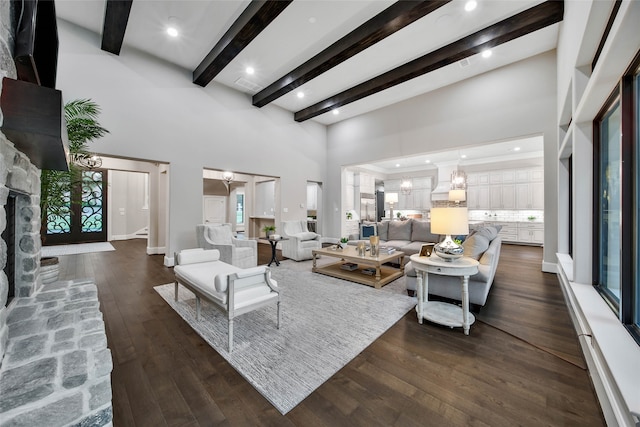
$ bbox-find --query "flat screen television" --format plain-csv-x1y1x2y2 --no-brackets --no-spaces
13,0,59,89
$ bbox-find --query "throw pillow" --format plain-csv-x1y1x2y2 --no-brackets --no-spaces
377,221,389,240
296,231,318,241
388,219,412,241
360,223,377,239
411,220,439,243
462,233,490,260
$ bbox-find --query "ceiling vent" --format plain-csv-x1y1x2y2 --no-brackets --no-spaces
234,77,263,93
459,58,471,68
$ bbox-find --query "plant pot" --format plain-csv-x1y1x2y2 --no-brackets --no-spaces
40,256,59,285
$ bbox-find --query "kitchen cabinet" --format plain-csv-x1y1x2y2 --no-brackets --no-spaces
306,183,317,210
467,186,489,209
516,182,544,209
489,184,515,209
359,173,375,194
517,222,544,244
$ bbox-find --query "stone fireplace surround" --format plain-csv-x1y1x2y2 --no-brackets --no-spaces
0,1,113,425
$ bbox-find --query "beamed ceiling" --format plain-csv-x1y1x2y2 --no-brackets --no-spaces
56,0,564,125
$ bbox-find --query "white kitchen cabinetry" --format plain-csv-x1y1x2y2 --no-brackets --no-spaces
359,173,375,194
496,222,518,242
489,184,515,209
467,186,490,209
516,182,544,209
306,184,317,210
517,222,544,245
383,178,431,210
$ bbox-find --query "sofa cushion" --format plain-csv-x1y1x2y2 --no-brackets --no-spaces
411,220,439,243
398,241,425,256
463,233,490,260
470,224,502,240
388,220,412,241
377,221,389,240
295,231,318,241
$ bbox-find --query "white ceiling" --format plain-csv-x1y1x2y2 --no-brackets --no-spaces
354,135,544,174
55,0,560,125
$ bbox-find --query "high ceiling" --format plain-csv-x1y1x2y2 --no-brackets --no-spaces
55,0,563,125
353,135,544,175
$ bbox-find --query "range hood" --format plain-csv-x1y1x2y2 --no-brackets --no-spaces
431,162,459,201
0,77,69,171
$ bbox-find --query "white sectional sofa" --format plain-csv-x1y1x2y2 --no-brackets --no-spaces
173,248,280,351
405,226,503,307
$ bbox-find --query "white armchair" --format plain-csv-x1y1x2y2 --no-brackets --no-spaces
281,220,322,261
196,223,257,268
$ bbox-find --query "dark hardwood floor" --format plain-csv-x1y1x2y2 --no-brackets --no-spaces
57,240,605,426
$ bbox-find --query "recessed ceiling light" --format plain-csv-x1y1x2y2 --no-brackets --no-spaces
395,163,400,167
464,0,477,12
513,147,521,151
297,91,305,99
332,109,339,115
166,16,179,37
482,49,492,58
425,159,431,164
461,154,467,159
166,26,178,37
245,66,255,75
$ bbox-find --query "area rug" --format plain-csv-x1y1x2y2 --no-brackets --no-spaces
41,242,115,257
154,260,415,414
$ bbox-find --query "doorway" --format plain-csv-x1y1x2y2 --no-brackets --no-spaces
203,196,227,224
44,169,108,245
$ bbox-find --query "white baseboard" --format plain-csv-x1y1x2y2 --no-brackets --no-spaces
146,246,165,255
541,261,557,273
164,255,175,267
111,233,146,241
556,261,639,427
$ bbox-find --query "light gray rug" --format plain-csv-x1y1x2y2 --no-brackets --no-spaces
41,242,115,257
154,259,416,414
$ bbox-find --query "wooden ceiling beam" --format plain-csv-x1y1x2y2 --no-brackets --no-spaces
294,1,564,122
193,0,293,87
252,0,452,108
101,0,133,55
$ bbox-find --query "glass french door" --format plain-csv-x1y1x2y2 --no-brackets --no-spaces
44,169,108,245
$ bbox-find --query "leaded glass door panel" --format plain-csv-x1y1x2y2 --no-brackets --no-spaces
44,169,108,244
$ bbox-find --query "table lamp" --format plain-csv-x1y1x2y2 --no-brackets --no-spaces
385,192,398,219
430,207,469,261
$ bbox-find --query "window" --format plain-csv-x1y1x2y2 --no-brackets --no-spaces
595,51,640,344
596,100,621,306
634,67,640,335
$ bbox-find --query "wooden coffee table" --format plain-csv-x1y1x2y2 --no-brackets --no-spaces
312,245,405,289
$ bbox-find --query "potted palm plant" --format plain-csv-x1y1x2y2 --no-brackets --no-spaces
39,99,109,283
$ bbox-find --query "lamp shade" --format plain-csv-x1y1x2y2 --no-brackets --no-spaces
448,189,466,202
430,207,469,235
384,192,398,204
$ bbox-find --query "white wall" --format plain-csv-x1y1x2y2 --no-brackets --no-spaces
108,170,149,240
327,51,558,267
56,20,327,263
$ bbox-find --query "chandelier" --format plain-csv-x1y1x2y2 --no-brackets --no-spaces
400,177,412,195
222,171,235,184
450,170,466,190
71,153,102,169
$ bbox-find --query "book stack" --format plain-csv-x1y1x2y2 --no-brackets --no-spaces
340,262,358,271
361,268,376,276
379,246,396,254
